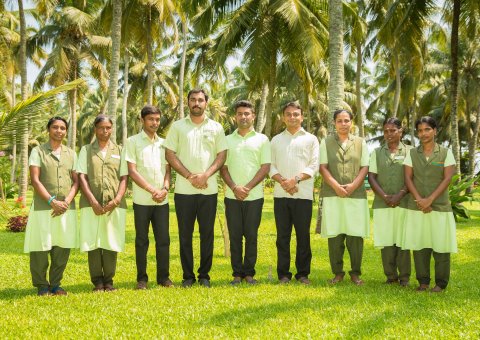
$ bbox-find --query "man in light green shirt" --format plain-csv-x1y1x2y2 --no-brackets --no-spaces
164,89,228,288
125,105,172,289
220,100,270,285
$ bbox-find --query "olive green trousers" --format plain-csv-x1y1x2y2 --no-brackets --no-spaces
30,246,70,289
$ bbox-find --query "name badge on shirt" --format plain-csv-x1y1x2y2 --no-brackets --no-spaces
111,154,121,159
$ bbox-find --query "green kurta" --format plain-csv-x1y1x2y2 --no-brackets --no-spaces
402,145,457,253
369,143,410,248
76,141,128,252
24,145,78,253
320,135,370,238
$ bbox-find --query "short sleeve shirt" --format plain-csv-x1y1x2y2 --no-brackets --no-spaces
164,115,228,195
404,148,456,167
125,130,168,205
224,129,271,200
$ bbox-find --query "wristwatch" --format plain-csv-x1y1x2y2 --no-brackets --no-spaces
295,176,301,184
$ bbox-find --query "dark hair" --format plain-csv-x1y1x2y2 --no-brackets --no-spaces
415,116,437,130
94,114,113,127
47,116,68,130
282,101,303,115
234,100,255,113
333,109,353,120
140,105,162,119
383,117,402,129
187,88,209,102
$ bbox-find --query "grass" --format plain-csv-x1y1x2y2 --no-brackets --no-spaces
1,192,479,338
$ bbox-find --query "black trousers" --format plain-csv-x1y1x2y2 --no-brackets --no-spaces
273,198,313,280
133,203,170,284
225,198,264,278
174,194,217,281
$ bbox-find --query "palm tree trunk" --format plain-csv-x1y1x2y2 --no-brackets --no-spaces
392,50,401,118
327,0,345,133
303,88,310,132
68,70,78,150
410,89,417,147
450,0,461,176
10,76,17,184
355,40,364,137
264,50,277,138
468,104,480,178
146,6,154,105
255,81,268,132
178,18,188,119
122,52,130,146
17,0,29,204
107,0,123,143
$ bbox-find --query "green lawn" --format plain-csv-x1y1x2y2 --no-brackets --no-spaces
1,193,479,338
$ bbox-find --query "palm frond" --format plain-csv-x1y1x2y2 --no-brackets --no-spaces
0,79,85,147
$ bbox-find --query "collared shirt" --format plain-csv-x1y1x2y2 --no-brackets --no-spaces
164,115,228,195
76,141,128,207
125,130,168,206
270,128,320,200
29,143,77,211
224,129,271,201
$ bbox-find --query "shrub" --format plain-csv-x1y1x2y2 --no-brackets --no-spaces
449,174,480,221
6,215,28,232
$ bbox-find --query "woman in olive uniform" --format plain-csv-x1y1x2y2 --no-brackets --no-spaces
24,116,79,296
403,116,456,292
77,115,128,292
368,117,411,286
319,110,369,286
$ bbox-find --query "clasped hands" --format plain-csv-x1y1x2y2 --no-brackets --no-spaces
188,173,208,190
91,198,122,216
280,178,298,196
50,199,70,217
382,192,404,208
334,183,356,198
415,197,433,214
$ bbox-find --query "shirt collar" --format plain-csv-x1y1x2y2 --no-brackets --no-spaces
284,127,306,136
233,128,256,138
140,129,158,142
186,114,210,126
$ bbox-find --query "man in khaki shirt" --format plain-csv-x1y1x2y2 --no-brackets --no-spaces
270,102,319,285
164,89,228,288
220,100,271,285
126,105,172,289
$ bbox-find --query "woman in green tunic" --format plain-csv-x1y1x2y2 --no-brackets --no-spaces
403,116,456,292
24,116,79,296
319,110,369,286
368,117,411,286
77,115,128,292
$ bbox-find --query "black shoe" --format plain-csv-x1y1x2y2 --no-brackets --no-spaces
199,278,211,288
182,279,195,288
399,280,409,287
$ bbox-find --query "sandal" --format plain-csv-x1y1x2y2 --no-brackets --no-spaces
416,284,429,292
328,275,344,285
350,275,364,286
430,285,444,293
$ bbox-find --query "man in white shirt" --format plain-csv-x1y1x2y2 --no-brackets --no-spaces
270,102,319,285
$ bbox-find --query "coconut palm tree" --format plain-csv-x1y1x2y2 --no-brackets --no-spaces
32,0,108,150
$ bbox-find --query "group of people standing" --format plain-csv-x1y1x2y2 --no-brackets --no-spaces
23,88,457,296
